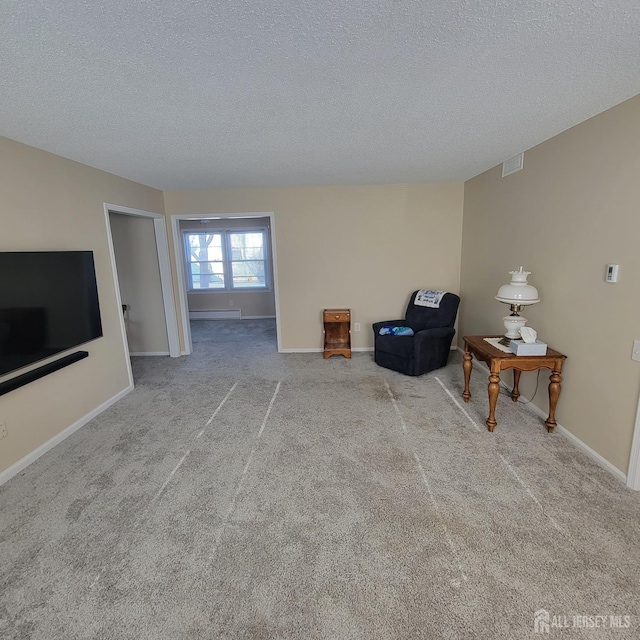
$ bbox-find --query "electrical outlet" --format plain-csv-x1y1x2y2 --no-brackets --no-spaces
0,420,7,439
228,300,234,306
354,322,361,332
632,340,640,363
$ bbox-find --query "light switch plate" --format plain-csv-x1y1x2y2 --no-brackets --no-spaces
632,340,640,363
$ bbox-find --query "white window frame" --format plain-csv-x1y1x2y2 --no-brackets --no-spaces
183,231,225,291
183,227,271,292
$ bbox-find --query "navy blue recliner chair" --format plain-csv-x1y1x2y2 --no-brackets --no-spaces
372,291,460,376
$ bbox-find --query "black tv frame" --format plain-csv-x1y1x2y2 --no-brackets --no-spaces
0,250,102,389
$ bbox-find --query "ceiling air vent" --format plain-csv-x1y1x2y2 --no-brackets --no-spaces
502,153,524,177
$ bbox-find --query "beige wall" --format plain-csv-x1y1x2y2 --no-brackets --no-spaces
0,136,164,475
164,183,464,350
8,93,638,480
109,213,169,354
460,94,640,474
179,217,276,317
10,91,637,480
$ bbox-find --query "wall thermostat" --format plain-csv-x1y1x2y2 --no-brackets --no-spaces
605,264,619,283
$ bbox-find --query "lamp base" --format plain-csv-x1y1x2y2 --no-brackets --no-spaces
501,313,527,346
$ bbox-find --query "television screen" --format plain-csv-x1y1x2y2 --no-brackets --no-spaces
0,251,103,377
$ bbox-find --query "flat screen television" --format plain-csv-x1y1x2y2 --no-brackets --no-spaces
0,251,103,377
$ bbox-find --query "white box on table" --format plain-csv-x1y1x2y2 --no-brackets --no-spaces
510,339,547,356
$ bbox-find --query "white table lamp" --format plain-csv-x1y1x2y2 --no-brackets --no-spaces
495,266,540,346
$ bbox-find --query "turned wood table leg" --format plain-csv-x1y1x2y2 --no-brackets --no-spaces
462,349,472,402
486,369,500,432
511,369,521,402
545,369,563,432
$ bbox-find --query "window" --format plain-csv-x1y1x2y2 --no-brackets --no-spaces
184,229,269,291
185,232,225,290
228,231,266,288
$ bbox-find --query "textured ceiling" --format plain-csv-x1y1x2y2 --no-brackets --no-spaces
1,1,640,190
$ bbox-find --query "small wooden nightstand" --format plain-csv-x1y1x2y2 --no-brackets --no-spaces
323,309,351,359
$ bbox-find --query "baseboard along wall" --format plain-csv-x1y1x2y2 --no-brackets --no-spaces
189,310,241,320
0,384,135,487
128,351,170,357
455,347,626,484
6,345,621,490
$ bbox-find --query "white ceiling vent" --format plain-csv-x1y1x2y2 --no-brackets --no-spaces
502,153,525,177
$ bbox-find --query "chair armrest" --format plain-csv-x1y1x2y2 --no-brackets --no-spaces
413,327,456,343
412,327,457,374
372,320,407,335
373,319,406,328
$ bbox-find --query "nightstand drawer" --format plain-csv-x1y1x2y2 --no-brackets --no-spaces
324,310,350,323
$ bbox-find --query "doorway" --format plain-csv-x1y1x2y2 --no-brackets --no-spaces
104,203,180,382
170,212,281,355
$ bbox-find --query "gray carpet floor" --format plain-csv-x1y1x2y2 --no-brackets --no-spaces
1,319,639,639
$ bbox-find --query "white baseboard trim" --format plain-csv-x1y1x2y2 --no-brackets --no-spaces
278,347,373,353
455,347,626,484
555,424,626,483
189,310,241,320
279,348,323,353
0,384,134,487
128,351,170,356
241,315,276,320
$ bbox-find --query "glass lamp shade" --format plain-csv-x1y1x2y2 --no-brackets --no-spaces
495,266,540,306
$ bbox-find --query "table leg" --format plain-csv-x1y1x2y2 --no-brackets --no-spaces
486,370,500,432
545,369,563,432
511,369,521,402
462,348,473,402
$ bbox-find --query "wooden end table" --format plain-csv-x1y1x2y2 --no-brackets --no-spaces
462,335,567,432
323,309,351,359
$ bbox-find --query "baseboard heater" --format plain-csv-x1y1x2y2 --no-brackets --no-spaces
0,351,89,397
189,310,242,320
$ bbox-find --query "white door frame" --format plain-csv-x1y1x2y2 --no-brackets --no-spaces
104,203,181,364
627,395,640,490
170,212,281,354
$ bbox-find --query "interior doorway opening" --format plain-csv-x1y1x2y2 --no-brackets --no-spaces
170,212,281,355
104,204,180,384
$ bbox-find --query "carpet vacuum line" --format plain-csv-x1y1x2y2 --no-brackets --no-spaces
151,450,192,503
150,380,240,504
433,376,481,432
497,453,564,533
383,379,468,585
211,380,282,559
434,375,566,534
91,380,242,586
197,380,240,438
89,381,244,589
